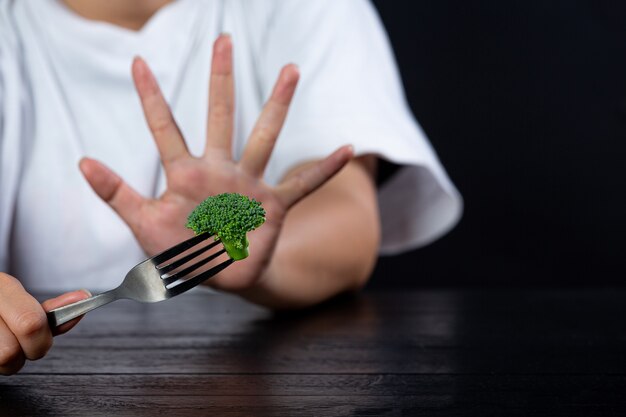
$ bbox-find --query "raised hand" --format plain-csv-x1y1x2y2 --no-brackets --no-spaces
80,35,353,291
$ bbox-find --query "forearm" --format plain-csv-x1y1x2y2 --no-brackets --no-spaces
238,238,376,310
236,158,380,309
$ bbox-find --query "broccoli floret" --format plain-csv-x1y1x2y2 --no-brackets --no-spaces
186,193,266,261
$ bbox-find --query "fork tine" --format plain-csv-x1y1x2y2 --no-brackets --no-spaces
158,239,222,275
167,258,235,296
151,233,213,265
162,248,227,286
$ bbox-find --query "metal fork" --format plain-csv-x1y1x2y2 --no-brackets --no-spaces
47,233,233,328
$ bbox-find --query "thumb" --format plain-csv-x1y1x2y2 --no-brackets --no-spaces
79,157,145,232
42,289,92,336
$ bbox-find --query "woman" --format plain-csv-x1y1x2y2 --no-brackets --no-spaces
0,0,462,374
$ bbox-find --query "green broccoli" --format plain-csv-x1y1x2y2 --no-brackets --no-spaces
186,193,266,261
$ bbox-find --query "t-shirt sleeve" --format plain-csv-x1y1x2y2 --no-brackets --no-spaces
257,0,463,254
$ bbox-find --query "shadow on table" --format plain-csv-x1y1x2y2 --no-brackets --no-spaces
216,292,384,372
0,389,57,416
193,291,460,415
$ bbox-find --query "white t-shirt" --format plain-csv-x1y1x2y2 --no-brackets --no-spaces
0,0,463,291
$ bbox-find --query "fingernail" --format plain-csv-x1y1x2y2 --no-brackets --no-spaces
219,33,232,46
288,63,300,77
132,56,144,72
216,34,232,53
80,289,92,297
134,58,158,89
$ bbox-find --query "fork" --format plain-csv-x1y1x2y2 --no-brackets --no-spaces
47,233,234,328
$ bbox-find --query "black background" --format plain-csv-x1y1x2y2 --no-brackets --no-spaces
368,1,626,288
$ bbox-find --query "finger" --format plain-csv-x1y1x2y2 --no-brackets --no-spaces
42,290,92,336
205,34,234,160
239,64,299,177
0,274,52,361
132,56,189,166
275,145,354,208
0,316,24,375
79,158,145,232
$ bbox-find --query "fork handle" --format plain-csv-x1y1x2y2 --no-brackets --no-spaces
47,290,118,328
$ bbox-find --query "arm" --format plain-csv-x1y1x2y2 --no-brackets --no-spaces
235,156,380,309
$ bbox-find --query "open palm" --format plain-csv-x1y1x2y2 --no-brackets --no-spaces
80,35,352,291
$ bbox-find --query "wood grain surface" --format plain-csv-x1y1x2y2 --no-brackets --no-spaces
1,289,626,416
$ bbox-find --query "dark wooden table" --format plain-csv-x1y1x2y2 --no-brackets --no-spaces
1,288,626,416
